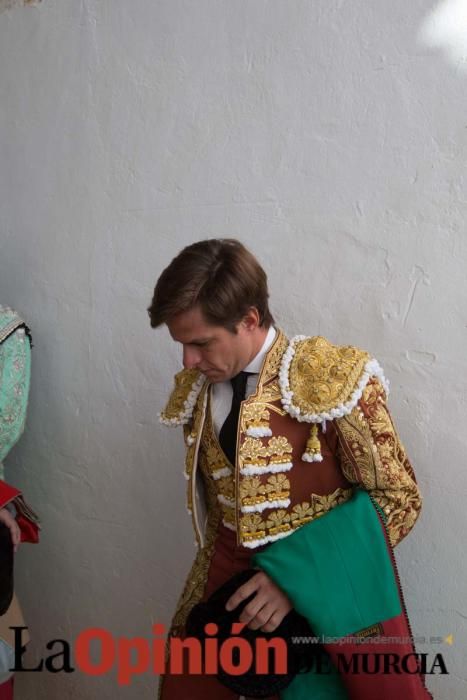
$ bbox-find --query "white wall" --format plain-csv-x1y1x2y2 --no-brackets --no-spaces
0,0,465,697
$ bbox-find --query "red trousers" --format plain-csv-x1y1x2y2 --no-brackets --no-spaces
159,525,279,700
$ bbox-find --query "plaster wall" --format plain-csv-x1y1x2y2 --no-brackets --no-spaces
0,1,465,697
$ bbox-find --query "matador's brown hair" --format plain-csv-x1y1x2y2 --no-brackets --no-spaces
147,238,275,333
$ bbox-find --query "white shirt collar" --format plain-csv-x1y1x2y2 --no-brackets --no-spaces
243,326,277,374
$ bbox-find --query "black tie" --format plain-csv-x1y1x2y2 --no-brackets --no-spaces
219,371,252,466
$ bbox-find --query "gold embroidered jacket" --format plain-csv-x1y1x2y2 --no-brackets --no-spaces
160,329,422,551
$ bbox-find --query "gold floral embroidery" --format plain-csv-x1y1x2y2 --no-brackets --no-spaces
239,477,266,506
242,403,269,423
287,501,315,526
259,381,282,403
266,474,290,497
312,489,352,515
287,336,371,415
222,505,236,528
239,435,293,463
241,403,271,431
334,414,380,488
203,443,228,473
239,437,268,464
238,487,353,545
257,331,289,388
334,377,422,547
198,405,229,474
267,436,293,456
217,475,235,501
196,403,237,508
160,367,205,423
240,513,266,542
239,474,291,508
264,509,291,536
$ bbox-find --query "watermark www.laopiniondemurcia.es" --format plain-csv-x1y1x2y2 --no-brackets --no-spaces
7,623,451,685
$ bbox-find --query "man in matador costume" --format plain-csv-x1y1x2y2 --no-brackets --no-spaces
148,239,426,700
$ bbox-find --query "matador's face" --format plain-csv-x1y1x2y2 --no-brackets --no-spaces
166,304,260,382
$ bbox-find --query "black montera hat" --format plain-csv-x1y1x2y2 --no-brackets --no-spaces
185,568,325,698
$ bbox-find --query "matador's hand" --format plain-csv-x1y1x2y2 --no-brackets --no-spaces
0,507,20,553
225,570,292,633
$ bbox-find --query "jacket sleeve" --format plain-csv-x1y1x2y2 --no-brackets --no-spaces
0,326,32,474
333,376,422,547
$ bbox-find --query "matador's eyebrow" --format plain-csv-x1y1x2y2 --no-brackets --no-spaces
174,336,213,345
188,337,212,345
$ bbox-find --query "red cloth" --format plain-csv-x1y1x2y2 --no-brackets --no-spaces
0,480,39,544
322,505,432,699
0,678,14,700
325,616,432,700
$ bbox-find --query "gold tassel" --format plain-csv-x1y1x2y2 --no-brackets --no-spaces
302,423,323,463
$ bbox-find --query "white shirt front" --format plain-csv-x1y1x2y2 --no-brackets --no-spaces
210,325,277,437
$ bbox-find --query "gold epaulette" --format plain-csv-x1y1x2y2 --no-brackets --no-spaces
278,335,389,463
159,368,207,426
279,335,389,425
